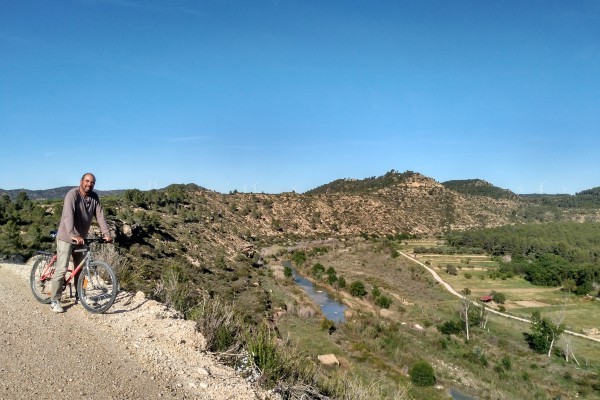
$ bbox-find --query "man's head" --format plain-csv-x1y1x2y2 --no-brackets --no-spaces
79,173,96,196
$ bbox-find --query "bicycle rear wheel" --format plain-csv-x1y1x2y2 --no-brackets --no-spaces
77,261,118,313
30,255,53,304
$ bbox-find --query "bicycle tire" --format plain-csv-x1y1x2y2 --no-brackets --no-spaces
30,255,53,304
77,261,118,313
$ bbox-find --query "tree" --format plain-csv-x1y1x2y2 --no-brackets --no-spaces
291,251,306,267
283,265,293,279
526,311,565,356
311,263,325,278
459,288,473,341
562,278,577,293
349,281,367,298
491,291,506,304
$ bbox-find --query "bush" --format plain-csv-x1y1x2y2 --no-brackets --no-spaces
492,291,506,304
283,265,293,278
311,263,325,277
327,274,337,285
337,276,347,288
409,360,436,387
193,292,241,352
446,264,458,275
438,320,463,335
371,286,381,298
376,295,392,309
349,281,367,298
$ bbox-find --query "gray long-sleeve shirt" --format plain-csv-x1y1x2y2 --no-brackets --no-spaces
56,187,110,242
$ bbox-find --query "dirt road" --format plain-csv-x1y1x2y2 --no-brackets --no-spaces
399,251,600,344
0,260,265,400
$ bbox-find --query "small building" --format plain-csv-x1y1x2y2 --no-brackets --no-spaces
480,295,493,302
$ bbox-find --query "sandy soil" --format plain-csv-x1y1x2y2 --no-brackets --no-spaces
0,260,267,400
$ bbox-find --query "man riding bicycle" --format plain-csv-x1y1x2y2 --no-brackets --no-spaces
50,173,112,313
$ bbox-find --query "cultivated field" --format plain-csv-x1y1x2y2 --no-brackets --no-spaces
402,240,600,339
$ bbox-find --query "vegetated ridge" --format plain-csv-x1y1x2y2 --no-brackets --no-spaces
0,187,126,201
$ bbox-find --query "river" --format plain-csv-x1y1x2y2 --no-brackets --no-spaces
284,261,347,323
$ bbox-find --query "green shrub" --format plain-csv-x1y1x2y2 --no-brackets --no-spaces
320,318,335,332
312,263,325,277
246,324,281,386
492,291,506,304
409,360,436,387
349,281,367,298
327,274,337,285
283,265,293,278
438,320,462,335
371,286,381,298
501,355,512,371
376,295,392,309
193,292,241,352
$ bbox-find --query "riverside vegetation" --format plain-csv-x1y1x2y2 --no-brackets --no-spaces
2,170,600,399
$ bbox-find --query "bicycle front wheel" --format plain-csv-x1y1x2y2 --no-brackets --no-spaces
77,261,118,313
30,255,53,304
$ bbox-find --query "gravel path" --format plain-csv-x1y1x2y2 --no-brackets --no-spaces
0,260,266,400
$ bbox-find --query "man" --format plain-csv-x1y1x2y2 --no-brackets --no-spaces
49,173,112,313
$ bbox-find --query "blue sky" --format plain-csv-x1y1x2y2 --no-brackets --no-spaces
1,0,598,194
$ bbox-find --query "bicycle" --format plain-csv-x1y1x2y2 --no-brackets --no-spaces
30,233,119,313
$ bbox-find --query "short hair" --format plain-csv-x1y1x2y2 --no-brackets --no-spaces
81,173,96,182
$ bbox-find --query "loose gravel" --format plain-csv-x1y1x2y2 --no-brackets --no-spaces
0,260,267,400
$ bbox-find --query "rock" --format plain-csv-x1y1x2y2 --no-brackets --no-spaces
317,354,339,367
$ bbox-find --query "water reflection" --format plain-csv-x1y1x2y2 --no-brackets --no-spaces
449,387,478,400
284,261,347,323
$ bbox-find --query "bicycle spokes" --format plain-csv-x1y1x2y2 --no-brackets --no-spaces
78,262,118,313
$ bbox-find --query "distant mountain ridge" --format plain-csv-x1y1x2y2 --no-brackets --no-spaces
2,170,599,207
305,170,426,194
440,179,516,200
0,187,126,201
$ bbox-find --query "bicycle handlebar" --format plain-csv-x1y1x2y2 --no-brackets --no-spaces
49,231,112,245
80,237,112,245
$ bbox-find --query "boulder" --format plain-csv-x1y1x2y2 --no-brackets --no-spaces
317,354,339,367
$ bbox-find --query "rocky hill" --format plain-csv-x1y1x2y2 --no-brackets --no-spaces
103,171,600,282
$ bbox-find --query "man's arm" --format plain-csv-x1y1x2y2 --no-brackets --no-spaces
59,189,82,243
94,200,112,242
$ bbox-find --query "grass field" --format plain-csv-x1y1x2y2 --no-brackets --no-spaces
264,238,600,399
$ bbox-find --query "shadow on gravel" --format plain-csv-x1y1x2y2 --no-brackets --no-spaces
103,291,149,314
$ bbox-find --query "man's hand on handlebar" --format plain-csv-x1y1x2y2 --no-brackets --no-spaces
71,235,113,244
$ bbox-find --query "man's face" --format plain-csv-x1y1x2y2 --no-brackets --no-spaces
80,174,96,195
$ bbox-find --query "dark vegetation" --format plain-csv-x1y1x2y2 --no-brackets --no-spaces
441,179,516,200
305,169,419,194
447,223,600,295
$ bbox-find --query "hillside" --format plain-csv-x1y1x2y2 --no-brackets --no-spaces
441,178,516,200
3,170,600,398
